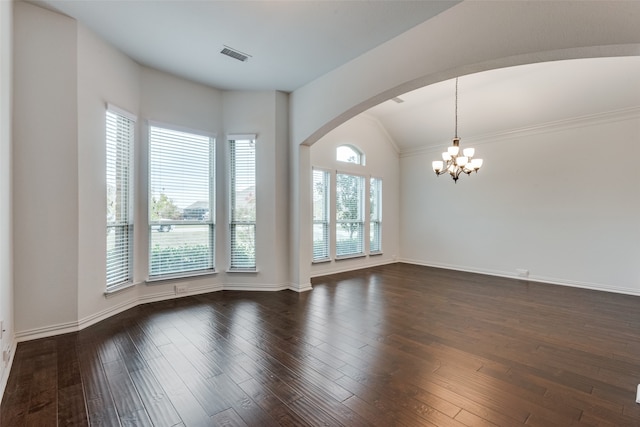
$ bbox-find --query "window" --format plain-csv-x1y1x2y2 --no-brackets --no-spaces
148,125,215,278
336,144,364,165
229,136,256,270
370,177,382,253
106,106,135,291
312,169,330,261
336,173,365,257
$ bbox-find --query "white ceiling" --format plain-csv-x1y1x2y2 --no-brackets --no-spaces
30,1,640,153
33,0,458,92
365,57,640,153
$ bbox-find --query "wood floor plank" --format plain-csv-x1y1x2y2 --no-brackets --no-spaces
144,355,212,427
102,359,153,426
129,367,183,427
210,407,249,427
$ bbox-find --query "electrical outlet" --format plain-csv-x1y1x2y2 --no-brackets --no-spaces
175,284,188,294
516,269,529,278
636,384,640,404
3,346,10,363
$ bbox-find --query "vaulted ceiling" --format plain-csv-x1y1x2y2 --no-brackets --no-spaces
365,57,640,153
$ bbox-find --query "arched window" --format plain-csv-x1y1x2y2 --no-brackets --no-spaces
336,144,364,165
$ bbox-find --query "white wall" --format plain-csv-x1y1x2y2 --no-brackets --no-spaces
287,1,640,291
10,0,640,347
12,4,295,341
400,110,640,295
13,2,79,335
310,115,399,277
76,23,141,325
222,91,290,288
136,67,226,302
0,0,14,395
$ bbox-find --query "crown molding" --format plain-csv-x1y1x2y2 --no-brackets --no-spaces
400,106,640,158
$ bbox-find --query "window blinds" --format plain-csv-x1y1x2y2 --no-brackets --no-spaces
370,177,382,253
312,169,330,261
106,108,135,290
229,137,256,270
148,125,214,278
336,173,365,257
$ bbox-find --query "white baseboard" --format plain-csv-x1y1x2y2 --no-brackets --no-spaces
400,258,640,297
288,282,313,292
310,258,397,278
14,280,297,342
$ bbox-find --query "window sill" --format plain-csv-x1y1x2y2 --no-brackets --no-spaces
312,258,332,264
369,251,383,256
226,268,259,273
335,253,366,261
146,269,217,284
104,281,137,298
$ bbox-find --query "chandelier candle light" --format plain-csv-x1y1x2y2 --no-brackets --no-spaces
432,77,483,183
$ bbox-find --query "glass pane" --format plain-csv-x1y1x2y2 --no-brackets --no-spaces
230,139,256,222
370,177,382,253
230,223,256,269
230,138,256,269
150,224,213,277
149,126,214,277
106,110,134,289
336,222,364,256
149,126,213,224
313,222,329,260
336,173,364,257
312,169,328,221
336,145,362,164
107,224,132,286
370,222,381,253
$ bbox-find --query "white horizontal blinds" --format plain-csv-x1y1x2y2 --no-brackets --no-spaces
229,137,256,270
336,173,365,257
148,125,215,278
106,108,135,290
312,169,330,261
370,177,382,253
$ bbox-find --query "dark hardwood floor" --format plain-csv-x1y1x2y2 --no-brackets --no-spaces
2,263,640,426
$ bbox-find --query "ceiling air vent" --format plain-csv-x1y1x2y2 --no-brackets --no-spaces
221,46,251,62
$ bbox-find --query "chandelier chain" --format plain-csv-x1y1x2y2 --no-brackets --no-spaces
455,77,458,138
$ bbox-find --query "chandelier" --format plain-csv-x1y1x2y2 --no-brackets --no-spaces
432,77,483,183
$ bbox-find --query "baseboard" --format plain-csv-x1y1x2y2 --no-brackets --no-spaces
310,258,397,278
14,319,80,342
400,258,640,297
288,282,313,292
14,280,298,342
222,283,289,292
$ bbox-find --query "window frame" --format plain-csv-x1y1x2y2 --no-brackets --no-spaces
147,122,216,280
228,134,257,271
335,171,366,259
369,176,383,254
312,168,331,263
336,144,365,165
105,104,136,292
